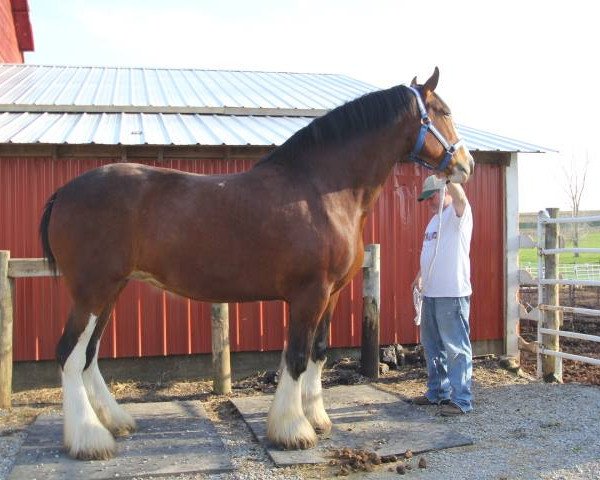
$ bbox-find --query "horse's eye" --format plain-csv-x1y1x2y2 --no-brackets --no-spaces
443,111,452,117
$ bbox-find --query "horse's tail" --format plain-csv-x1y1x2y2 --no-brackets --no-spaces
39,190,59,276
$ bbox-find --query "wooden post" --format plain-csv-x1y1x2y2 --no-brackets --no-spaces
361,244,380,378
542,208,562,382
211,303,231,394
504,153,520,360
0,251,14,409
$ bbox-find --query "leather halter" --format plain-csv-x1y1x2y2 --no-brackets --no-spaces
406,85,465,172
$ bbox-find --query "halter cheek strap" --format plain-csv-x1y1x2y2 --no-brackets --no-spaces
406,86,465,172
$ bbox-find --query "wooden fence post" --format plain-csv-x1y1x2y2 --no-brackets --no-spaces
211,303,231,394
0,251,14,409
542,208,562,382
361,244,380,378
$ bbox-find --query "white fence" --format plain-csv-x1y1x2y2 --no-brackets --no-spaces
533,210,600,379
521,262,600,281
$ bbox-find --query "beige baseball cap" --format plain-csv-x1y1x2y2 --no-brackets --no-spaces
418,175,446,201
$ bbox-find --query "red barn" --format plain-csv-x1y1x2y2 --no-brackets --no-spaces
0,65,546,385
0,0,33,63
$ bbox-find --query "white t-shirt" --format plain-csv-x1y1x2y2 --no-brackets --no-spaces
419,202,473,297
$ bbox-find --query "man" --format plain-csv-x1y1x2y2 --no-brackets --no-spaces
411,174,473,416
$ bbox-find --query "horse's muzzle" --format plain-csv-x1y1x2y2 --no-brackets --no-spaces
449,152,474,184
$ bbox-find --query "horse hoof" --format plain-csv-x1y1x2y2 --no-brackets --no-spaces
295,434,318,450
65,423,116,460
312,419,332,436
279,433,318,450
110,423,136,437
108,415,137,437
267,419,318,450
96,406,137,437
72,445,116,461
303,404,332,435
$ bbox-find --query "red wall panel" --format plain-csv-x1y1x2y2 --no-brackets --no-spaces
0,155,504,361
0,0,22,63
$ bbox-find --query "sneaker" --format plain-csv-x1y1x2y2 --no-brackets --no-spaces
440,402,465,416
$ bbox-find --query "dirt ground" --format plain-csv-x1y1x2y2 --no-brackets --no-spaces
1,282,598,446
0,356,532,443
2,355,600,480
1,284,598,478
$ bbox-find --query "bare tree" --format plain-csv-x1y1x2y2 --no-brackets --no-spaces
562,153,589,257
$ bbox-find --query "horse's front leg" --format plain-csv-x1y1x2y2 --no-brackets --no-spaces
267,285,330,450
302,291,339,435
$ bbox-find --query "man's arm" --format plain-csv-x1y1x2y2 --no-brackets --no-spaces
446,182,468,217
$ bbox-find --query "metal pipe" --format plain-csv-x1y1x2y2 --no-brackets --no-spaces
538,327,600,343
538,348,600,366
539,279,600,287
540,215,600,224
540,304,600,317
542,247,600,255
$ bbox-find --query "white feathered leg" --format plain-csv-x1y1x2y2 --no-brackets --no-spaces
83,346,136,437
62,315,116,460
267,363,317,449
301,358,332,434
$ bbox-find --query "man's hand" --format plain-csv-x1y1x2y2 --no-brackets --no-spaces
411,273,422,292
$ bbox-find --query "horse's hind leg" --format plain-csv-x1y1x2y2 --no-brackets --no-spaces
302,291,339,435
82,302,136,437
267,284,330,450
57,305,116,460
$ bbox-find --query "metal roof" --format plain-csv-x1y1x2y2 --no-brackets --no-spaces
0,112,545,152
0,112,310,146
0,64,373,114
0,64,549,152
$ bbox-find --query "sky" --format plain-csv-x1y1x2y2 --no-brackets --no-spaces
23,0,599,213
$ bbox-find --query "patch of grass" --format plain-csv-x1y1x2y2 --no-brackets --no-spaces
520,231,600,265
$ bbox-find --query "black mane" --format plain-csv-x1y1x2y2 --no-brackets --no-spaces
254,84,415,169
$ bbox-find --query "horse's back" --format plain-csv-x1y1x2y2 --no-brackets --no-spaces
47,164,195,285
47,162,285,300
58,163,193,198
46,161,361,303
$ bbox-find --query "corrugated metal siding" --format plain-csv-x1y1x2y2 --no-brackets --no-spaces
1,156,503,362
465,162,505,341
0,111,548,152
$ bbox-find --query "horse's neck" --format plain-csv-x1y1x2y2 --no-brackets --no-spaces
309,126,410,212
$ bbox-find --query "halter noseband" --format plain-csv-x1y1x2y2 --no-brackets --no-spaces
406,85,465,172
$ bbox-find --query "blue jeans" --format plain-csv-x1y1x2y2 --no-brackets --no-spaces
420,296,472,412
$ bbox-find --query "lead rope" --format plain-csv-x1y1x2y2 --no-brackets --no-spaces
413,184,446,326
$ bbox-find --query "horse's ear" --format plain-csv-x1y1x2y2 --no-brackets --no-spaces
410,76,418,87
422,67,440,96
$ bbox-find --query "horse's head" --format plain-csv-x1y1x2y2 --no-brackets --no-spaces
407,67,474,184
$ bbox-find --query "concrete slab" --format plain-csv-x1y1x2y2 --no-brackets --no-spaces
231,384,473,466
8,401,234,480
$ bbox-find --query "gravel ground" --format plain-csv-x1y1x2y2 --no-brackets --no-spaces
1,358,599,480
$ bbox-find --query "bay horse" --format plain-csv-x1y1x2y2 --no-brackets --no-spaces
39,68,473,460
